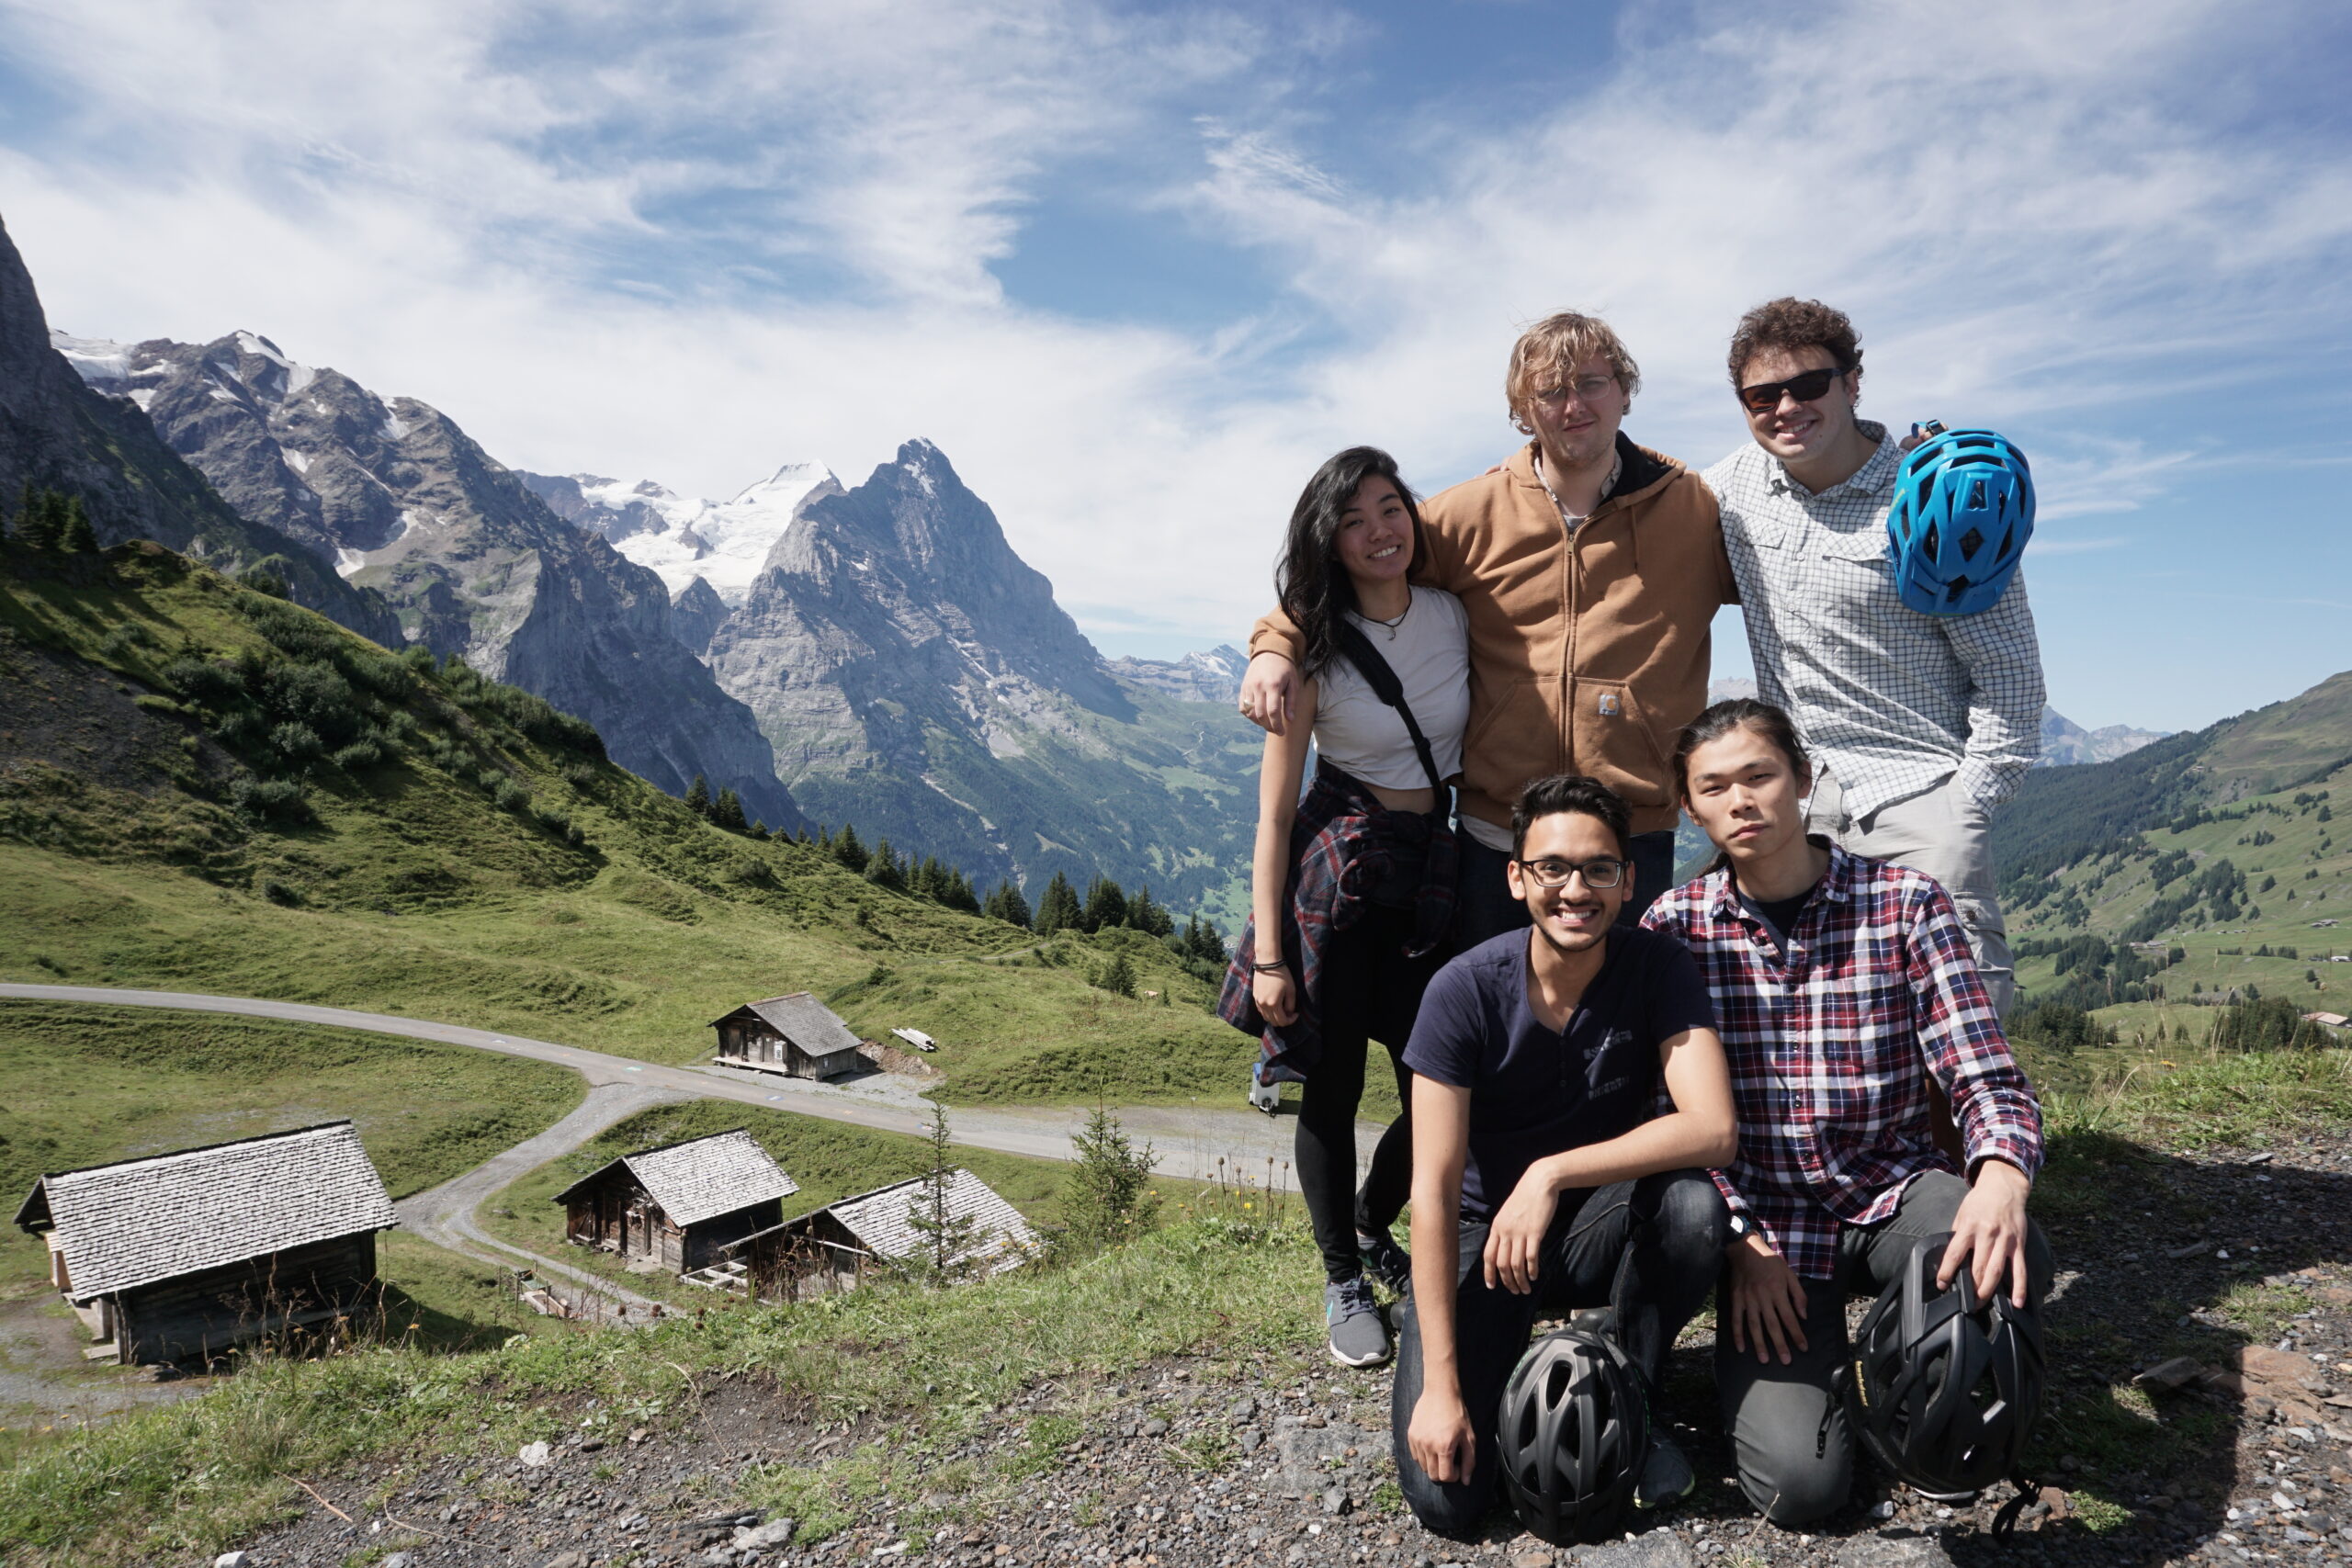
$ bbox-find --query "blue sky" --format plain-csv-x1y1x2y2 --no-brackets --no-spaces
3,0,2348,734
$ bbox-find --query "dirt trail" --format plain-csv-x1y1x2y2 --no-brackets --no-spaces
0,983,1330,1180
393,1081,692,1325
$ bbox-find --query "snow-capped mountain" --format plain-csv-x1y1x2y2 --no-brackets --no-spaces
520,462,842,607
48,321,803,829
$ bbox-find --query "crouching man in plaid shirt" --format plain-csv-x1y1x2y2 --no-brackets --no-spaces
1640,699,2052,1526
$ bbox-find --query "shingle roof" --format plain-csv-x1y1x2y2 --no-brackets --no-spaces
826,1168,1037,1275
715,992,863,1056
555,1129,799,1228
12,1122,397,1303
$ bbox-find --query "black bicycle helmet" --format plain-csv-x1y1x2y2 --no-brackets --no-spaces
1847,1233,2045,1496
1497,1327,1648,1545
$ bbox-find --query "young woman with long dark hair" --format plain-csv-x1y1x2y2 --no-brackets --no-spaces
1639,699,2052,1524
1218,446,1467,1368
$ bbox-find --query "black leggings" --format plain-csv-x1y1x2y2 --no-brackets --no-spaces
1295,904,1434,1283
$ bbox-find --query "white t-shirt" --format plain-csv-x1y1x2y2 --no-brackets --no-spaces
1312,586,1470,794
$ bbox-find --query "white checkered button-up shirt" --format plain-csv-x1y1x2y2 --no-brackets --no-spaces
1702,421,2044,820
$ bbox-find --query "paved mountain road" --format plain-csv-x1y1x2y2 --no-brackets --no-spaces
394,1081,690,1324
0,984,1323,1182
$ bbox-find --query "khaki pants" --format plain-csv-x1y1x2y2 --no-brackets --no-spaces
1807,773,2013,1016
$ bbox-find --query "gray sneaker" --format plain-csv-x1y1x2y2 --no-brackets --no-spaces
1324,1278,1391,1368
1634,1434,1695,1510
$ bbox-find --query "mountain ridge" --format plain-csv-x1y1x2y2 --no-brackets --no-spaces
46,321,804,831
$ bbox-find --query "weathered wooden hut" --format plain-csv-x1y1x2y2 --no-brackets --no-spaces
724,1168,1037,1299
553,1128,798,1275
11,1121,399,1366
708,993,866,1079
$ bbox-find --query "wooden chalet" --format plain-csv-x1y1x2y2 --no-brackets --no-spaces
722,1168,1038,1299
12,1121,398,1366
709,992,866,1079
554,1129,798,1275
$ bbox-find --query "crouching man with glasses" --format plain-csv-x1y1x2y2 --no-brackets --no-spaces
1393,773,1736,1537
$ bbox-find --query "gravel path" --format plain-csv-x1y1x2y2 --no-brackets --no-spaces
229,1132,2352,1568
0,984,1313,1181
394,1082,693,1325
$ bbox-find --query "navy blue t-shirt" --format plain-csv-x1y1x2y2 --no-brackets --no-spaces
1402,926,1717,1220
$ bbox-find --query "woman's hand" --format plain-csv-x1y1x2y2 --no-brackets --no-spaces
1250,965,1297,1027
1725,1233,1809,1364
1939,1158,2033,1307
1238,653,1298,736
1408,1387,1477,1484
1482,1170,1561,1294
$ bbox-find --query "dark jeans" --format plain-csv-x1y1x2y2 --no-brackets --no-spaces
1390,1170,1728,1539
1296,904,1435,1283
1453,829,1677,953
1714,1171,2055,1525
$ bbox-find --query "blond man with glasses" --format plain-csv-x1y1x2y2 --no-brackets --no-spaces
1239,312,1738,946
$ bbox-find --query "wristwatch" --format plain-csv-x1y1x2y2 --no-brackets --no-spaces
1727,1212,1755,1241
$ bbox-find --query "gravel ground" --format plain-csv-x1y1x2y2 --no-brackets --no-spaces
232,1133,2352,1568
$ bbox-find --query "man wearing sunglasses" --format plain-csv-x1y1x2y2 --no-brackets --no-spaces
1394,773,1736,1535
1702,298,2042,1010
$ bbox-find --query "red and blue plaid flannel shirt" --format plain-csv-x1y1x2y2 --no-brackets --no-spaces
1639,843,2042,1280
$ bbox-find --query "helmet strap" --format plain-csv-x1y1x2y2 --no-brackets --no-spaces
1990,1471,2043,1540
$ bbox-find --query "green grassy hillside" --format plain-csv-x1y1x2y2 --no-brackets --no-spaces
0,999,585,1356
0,543,1252,1106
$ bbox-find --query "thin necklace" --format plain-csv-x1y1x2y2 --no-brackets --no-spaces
1361,595,1410,639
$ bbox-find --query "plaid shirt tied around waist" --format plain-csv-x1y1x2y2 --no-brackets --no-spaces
1639,843,2043,1280
1217,757,1456,1084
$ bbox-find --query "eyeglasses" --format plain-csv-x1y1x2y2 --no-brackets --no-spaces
1514,856,1626,889
1736,367,1842,414
1531,375,1620,407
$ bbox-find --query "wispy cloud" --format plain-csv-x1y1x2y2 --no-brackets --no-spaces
3,0,2348,703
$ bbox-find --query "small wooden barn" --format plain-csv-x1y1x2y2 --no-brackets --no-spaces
724,1168,1038,1299
709,993,866,1079
553,1129,798,1275
12,1121,399,1366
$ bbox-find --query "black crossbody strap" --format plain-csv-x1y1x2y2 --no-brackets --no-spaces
1334,620,1446,797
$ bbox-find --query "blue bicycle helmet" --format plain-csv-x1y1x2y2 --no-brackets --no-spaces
1885,426,2034,616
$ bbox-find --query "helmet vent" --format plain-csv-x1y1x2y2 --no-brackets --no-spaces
1967,478,1987,511
1958,526,1984,559
1923,524,1940,558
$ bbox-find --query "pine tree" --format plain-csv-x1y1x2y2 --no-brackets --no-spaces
906,1104,989,1282
58,497,96,554
865,840,906,890
830,823,867,869
685,773,711,816
985,881,1033,929
910,855,942,900
1034,871,1082,935
748,819,770,840
1129,884,1173,937
1182,913,1229,965
1058,1106,1159,1258
1099,951,1137,998
712,785,747,831
17,489,65,552
1081,874,1127,934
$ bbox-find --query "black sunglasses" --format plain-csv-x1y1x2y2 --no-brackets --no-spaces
1737,367,1842,414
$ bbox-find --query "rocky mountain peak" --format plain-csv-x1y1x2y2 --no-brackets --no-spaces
519,459,840,608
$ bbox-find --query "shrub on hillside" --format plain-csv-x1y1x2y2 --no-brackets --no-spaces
229,775,311,825
1056,1106,1160,1259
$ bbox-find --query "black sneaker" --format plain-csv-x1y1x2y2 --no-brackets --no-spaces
1357,1230,1412,1296
1634,1435,1695,1510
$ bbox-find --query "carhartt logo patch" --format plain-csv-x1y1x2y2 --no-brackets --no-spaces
1597,693,1622,716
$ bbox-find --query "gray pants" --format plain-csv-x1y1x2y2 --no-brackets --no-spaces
1807,773,2013,1015
1714,1171,2053,1525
